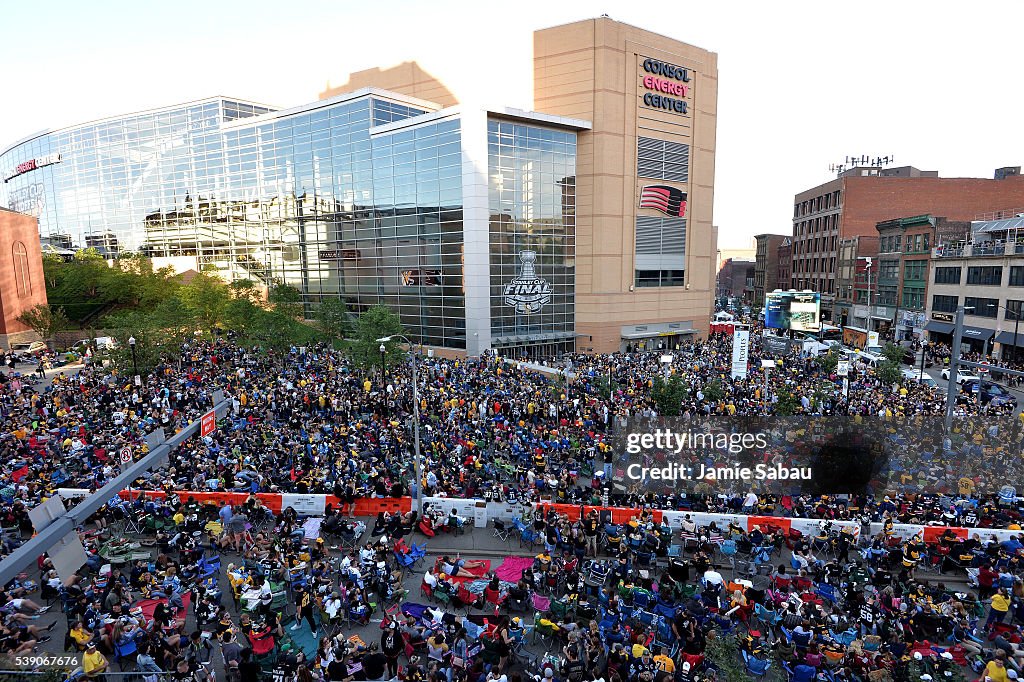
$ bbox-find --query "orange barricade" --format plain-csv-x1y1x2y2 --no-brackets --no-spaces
747,515,792,535
536,502,663,525
352,497,412,517
923,526,967,544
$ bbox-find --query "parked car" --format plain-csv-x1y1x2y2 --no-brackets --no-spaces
10,341,47,356
69,336,117,352
958,380,1018,408
941,368,981,384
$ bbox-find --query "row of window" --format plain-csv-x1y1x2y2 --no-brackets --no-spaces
933,295,1024,319
891,233,930,253
933,266,1024,286
793,190,842,217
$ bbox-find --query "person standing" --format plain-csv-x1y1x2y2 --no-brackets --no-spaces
381,621,403,679
82,641,108,681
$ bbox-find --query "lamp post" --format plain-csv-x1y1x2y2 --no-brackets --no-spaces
128,336,140,387
379,343,388,420
378,335,422,515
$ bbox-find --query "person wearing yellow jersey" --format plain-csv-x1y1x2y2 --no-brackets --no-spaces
82,641,108,679
364,379,372,393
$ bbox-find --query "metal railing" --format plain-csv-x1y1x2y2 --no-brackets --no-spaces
0,395,231,587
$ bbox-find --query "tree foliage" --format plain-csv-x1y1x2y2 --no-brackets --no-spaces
351,305,406,369
16,304,70,344
816,346,840,374
877,359,903,386
774,389,801,416
315,298,352,341
881,342,905,364
652,375,690,416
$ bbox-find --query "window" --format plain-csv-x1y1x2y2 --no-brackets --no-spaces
876,285,898,306
934,266,961,284
879,260,900,281
965,297,998,317
932,295,958,313
1007,300,1024,321
902,288,924,310
966,266,1003,286
1010,266,1024,286
12,241,31,298
903,260,927,282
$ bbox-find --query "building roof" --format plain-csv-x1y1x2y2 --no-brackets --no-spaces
974,216,1024,233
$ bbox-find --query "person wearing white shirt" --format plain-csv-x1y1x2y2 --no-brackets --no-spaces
324,593,342,620
702,568,724,587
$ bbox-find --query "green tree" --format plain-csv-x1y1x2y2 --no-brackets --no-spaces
877,359,903,385
774,389,801,415
178,274,230,336
816,346,840,374
16,304,70,347
351,304,405,369
703,378,726,402
228,278,263,305
314,298,351,341
881,342,905,364
651,375,690,416
269,282,303,319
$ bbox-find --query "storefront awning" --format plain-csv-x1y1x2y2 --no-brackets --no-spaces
995,330,1024,347
960,326,995,342
924,321,954,334
621,329,698,340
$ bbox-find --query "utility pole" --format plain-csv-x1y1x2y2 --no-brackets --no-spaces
943,306,965,432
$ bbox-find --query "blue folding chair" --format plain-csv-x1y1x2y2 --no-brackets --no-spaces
743,650,771,678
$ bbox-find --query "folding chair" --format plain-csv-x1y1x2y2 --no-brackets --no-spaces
492,519,511,543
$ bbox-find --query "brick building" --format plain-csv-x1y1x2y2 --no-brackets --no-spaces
776,238,792,296
717,258,755,301
835,236,879,328
792,165,1024,322
753,233,789,307
0,208,48,349
875,215,971,340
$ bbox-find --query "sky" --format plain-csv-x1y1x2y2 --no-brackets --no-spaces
1,0,1022,249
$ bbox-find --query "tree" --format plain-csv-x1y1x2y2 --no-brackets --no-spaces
269,282,303,319
350,305,405,369
652,375,690,416
881,342,905,365
877,359,903,386
816,347,840,374
314,298,351,341
178,274,230,336
228,279,263,305
703,378,726,403
16,305,70,347
774,389,801,416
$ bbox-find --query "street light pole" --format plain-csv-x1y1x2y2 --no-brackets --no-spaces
379,343,388,420
128,336,139,387
943,305,966,432
378,335,422,515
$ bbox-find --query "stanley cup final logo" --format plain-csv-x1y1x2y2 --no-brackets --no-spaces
504,250,552,315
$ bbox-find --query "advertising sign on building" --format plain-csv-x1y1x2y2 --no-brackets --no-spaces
504,250,551,314
639,185,687,217
731,327,750,379
640,58,691,116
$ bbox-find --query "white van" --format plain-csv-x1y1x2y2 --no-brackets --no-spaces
854,351,883,369
901,369,938,387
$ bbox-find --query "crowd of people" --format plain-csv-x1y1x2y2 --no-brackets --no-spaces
0,321,1023,678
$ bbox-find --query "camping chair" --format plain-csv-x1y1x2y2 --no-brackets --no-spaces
743,650,771,678
492,519,511,544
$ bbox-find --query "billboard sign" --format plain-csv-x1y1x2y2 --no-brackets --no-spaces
764,291,821,332
504,250,551,314
731,327,750,379
762,334,792,357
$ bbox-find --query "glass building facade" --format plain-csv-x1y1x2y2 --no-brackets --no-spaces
0,91,583,354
